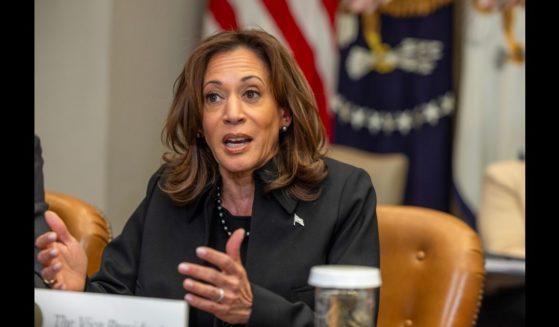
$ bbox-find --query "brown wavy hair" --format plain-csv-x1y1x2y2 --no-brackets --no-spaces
161,29,328,204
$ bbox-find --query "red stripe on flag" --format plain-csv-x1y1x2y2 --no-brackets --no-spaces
209,0,238,30
322,0,338,32
261,0,332,138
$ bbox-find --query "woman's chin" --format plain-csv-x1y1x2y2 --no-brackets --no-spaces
218,158,267,177
219,161,255,176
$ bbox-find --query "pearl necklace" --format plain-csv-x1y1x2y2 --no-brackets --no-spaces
216,185,250,237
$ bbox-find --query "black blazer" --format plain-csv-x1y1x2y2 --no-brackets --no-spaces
34,135,50,288
88,158,380,326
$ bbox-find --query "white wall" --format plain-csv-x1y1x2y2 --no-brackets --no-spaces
35,0,112,224
35,0,206,235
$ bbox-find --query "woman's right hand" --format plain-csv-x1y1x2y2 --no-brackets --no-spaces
35,211,88,291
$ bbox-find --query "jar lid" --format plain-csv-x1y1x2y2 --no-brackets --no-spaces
308,265,381,289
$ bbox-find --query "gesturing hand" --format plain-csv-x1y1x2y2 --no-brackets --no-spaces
35,211,88,291
178,229,253,325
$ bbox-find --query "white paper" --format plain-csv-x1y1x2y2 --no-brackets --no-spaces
35,288,188,327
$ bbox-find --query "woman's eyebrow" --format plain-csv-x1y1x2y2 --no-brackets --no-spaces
241,75,264,83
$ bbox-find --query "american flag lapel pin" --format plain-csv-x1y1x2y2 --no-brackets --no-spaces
293,213,305,227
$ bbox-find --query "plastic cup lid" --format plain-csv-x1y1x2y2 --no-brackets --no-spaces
308,265,381,289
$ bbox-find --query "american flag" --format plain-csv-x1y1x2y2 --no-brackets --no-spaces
203,0,339,139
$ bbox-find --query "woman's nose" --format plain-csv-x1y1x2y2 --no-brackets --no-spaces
223,95,245,124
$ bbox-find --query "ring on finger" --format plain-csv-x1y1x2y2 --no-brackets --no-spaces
43,278,56,286
214,287,225,303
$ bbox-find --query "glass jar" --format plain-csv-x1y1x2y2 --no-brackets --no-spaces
309,265,381,327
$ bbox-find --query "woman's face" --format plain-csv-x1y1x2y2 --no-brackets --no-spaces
202,47,290,179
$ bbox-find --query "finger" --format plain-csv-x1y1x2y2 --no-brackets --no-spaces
41,261,62,282
37,248,58,265
226,228,245,264
177,263,233,288
195,247,240,275
182,278,228,303
185,293,226,316
35,231,57,249
45,211,73,244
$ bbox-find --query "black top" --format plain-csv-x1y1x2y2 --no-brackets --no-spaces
211,208,251,265
87,157,380,327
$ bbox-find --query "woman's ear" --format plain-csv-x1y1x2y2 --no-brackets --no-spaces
281,108,292,127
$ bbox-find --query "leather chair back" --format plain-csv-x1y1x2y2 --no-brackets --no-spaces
45,191,112,276
377,205,485,327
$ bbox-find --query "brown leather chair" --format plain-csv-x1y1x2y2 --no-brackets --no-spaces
377,205,485,327
45,191,112,276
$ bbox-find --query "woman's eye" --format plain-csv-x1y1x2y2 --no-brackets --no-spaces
205,93,220,103
245,90,260,100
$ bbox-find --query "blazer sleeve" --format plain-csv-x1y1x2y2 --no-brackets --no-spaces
248,284,314,327
248,167,380,327
85,169,162,294
327,167,379,267
35,135,51,288
34,135,49,232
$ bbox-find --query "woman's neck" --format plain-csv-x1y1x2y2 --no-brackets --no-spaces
220,175,255,217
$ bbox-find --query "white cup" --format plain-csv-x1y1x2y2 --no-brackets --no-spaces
308,265,381,327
